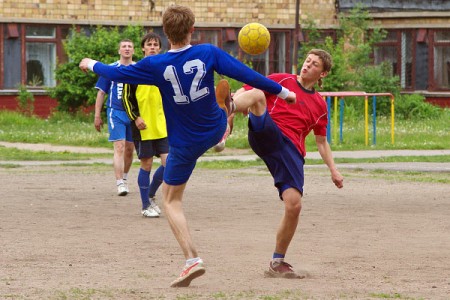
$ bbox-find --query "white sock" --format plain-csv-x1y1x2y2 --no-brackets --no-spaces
272,258,284,266
116,179,124,186
186,257,202,266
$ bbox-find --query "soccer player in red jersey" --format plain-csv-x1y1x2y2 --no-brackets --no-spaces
232,48,344,279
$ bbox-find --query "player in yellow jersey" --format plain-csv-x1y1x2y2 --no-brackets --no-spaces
122,32,168,218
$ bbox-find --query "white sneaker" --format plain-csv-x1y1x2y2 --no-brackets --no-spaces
213,123,230,152
149,198,161,214
141,206,160,218
123,180,129,193
117,183,128,196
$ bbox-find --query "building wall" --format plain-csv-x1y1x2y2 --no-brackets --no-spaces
0,0,300,28
1,0,449,115
2,0,448,30
300,0,338,28
0,94,58,118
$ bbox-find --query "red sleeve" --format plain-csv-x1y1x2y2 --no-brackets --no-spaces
312,95,328,136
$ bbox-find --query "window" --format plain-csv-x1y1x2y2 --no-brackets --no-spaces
25,26,57,87
270,31,287,73
191,29,219,46
433,30,450,90
239,30,291,76
374,30,414,89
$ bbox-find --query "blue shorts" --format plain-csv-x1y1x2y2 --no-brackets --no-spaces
248,112,305,198
107,108,133,143
134,138,169,159
164,121,226,185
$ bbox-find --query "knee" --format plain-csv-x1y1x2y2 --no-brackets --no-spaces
114,141,125,153
249,89,266,104
284,198,302,217
125,143,134,155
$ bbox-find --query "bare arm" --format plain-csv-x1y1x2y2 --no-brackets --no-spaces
315,135,344,189
94,90,106,132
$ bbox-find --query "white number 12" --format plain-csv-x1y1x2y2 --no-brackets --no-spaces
163,59,209,105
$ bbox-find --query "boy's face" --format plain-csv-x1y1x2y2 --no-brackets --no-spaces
142,38,161,57
118,41,135,59
300,54,327,81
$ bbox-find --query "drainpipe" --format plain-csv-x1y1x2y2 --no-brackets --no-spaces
292,0,300,74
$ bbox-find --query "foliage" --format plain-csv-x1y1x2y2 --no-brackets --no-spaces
300,6,397,99
395,94,446,120
298,6,449,119
48,25,146,112
300,6,400,115
16,84,35,116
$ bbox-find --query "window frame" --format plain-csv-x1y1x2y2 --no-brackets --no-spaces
373,29,416,91
22,24,69,88
429,29,450,91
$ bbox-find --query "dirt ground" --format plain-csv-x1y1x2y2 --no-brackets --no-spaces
1,164,449,300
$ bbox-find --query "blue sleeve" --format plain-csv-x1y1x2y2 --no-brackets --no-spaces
211,46,282,95
95,76,111,93
93,59,155,85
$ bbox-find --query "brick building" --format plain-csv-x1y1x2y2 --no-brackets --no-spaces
0,0,449,117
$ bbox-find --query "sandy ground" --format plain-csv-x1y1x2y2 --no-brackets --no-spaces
1,164,450,300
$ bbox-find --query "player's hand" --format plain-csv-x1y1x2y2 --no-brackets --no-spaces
79,58,93,73
94,116,103,132
331,170,344,189
285,91,296,104
135,117,147,130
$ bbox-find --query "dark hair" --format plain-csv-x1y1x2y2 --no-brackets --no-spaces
140,32,162,49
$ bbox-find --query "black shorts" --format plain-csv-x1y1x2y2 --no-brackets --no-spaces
248,113,305,198
134,138,169,159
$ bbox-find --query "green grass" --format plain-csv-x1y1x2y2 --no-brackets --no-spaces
0,110,449,184
0,110,449,151
0,145,110,161
227,111,450,151
45,288,426,300
0,111,110,148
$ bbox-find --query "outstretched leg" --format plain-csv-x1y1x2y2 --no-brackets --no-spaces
233,87,267,116
164,182,205,287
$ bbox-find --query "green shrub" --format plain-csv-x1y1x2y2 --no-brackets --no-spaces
16,84,35,116
300,5,404,118
395,94,446,120
48,25,146,113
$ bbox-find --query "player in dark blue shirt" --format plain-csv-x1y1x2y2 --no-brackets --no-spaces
80,4,296,288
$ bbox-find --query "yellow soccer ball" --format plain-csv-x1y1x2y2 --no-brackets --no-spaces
238,23,271,55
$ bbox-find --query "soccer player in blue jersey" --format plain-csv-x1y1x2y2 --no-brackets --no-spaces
80,4,296,287
94,39,135,196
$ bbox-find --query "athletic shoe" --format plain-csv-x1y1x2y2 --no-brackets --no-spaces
141,206,160,218
215,79,235,117
212,123,230,152
123,179,129,193
117,183,128,196
149,197,161,214
264,261,305,279
170,259,206,287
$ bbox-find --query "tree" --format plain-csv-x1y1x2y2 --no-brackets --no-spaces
48,25,146,112
299,6,402,116
299,6,399,94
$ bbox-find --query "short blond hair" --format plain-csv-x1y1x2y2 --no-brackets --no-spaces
163,5,195,45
